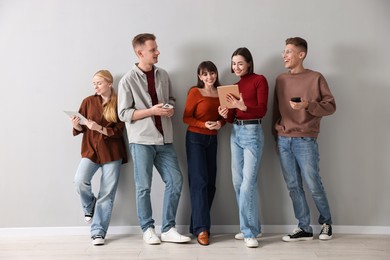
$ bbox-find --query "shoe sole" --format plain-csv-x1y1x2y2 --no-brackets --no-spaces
144,241,161,245
245,241,259,248
143,237,161,245
282,236,313,242
319,235,333,240
92,239,105,246
197,239,209,246
161,238,191,243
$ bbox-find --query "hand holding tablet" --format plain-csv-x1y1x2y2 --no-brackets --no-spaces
64,111,87,125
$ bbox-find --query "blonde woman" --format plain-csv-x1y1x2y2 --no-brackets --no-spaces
71,70,127,245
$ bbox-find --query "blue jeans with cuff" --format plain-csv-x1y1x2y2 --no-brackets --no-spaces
231,124,263,238
74,158,122,238
130,143,183,233
277,136,332,233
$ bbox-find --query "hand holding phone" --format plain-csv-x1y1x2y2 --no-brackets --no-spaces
162,103,174,109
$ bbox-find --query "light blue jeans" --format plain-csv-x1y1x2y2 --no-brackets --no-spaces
231,124,263,238
277,136,332,233
130,143,183,233
74,158,122,238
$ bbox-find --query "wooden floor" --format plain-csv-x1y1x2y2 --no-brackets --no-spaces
1,233,390,260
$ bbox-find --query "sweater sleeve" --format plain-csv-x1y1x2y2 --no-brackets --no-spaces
183,88,206,129
245,75,269,118
306,75,336,117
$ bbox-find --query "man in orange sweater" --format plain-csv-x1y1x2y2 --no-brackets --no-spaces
272,37,336,242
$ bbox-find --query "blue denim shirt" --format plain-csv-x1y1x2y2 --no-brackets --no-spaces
118,64,176,145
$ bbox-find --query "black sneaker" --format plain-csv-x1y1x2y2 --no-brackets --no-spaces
92,235,105,246
282,227,313,242
84,213,93,223
85,198,97,223
319,224,333,240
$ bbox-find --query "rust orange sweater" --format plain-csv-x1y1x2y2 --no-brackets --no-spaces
183,87,225,135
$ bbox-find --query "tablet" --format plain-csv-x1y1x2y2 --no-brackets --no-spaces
217,85,239,108
63,110,87,125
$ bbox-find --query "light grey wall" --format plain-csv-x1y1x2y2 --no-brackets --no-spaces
1,0,389,229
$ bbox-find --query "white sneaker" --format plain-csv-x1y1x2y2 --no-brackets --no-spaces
235,232,262,240
143,227,161,245
92,235,105,246
161,227,191,243
244,238,259,248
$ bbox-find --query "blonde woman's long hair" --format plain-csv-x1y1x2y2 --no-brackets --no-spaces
94,70,118,123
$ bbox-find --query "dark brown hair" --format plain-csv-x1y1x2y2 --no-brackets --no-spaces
230,47,254,74
286,37,308,54
196,61,221,88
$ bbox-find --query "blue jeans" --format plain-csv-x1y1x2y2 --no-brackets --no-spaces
277,136,332,233
186,131,217,236
74,158,122,238
130,143,183,233
231,124,263,238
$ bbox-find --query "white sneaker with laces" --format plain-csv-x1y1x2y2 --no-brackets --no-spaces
161,227,191,243
92,235,105,246
244,238,259,248
235,232,262,240
143,227,161,245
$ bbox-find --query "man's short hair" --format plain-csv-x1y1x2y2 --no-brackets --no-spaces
132,33,156,50
286,37,308,54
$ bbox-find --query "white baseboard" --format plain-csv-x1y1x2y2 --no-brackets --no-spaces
1,225,390,237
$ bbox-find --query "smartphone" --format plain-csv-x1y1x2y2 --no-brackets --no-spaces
162,103,174,109
290,97,301,103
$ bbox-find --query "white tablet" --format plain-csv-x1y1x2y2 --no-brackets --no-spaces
63,110,87,125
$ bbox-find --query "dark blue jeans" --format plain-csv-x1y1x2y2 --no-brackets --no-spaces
186,131,218,236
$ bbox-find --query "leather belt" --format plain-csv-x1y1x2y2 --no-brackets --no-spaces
234,119,262,125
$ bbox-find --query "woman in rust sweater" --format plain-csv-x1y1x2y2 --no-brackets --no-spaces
183,61,225,245
70,70,127,246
